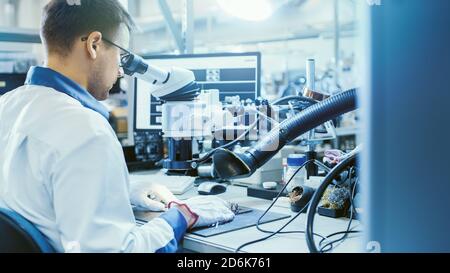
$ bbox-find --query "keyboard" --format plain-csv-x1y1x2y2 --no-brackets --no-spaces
129,173,195,195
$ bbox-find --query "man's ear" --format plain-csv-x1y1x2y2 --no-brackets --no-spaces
85,31,103,60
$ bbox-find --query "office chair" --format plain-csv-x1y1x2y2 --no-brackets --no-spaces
0,207,55,253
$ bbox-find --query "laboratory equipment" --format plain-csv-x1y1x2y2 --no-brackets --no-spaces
289,185,315,213
133,52,262,175
197,182,227,195
212,88,358,180
121,50,200,168
284,154,307,192
305,148,359,252
246,183,286,200
121,53,198,100
118,46,202,167
232,152,283,186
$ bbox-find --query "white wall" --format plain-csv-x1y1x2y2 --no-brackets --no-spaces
16,0,46,28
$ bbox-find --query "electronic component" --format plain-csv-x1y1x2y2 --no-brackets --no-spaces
133,131,164,163
246,184,286,200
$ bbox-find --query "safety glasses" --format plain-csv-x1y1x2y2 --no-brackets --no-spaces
81,36,131,68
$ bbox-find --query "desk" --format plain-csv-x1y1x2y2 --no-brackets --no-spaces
132,171,363,253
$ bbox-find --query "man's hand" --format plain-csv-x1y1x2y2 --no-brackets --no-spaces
170,196,235,229
130,181,178,212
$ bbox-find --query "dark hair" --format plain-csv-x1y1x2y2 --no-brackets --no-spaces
41,0,135,56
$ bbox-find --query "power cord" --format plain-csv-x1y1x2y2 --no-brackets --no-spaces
235,160,327,253
193,96,317,164
271,95,317,106
193,121,258,164
234,151,361,253
305,153,360,252
318,178,360,252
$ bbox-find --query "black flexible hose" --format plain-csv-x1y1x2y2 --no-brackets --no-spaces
213,88,358,179
248,88,357,169
305,153,357,253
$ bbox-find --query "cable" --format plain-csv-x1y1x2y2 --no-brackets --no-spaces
233,144,359,253
318,175,360,252
318,230,361,253
251,109,279,126
194,94,320,164
194,106,281,164
318,179,359,252
213,89,358,180
254,162,329,237
272,95,317,106
319,231,361,252
193,120,259,164
235,160,328,253
194,102,282,164
255,202,328,242
319,230,362,247
305,152,358,253
319,174,356,253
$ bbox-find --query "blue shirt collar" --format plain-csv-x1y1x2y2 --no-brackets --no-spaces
25,66,109,120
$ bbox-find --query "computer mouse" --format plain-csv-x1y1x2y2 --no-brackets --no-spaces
262,182,278,190
197,182,227,195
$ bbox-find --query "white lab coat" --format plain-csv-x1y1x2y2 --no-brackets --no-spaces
0,85,182,253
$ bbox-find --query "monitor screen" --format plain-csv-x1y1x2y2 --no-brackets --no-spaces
134,52,261,131
0,73,26,96
109,78,123,95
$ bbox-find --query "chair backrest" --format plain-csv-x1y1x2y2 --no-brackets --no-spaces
0,207,55,253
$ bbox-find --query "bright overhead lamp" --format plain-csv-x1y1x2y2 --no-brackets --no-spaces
217,0,274,22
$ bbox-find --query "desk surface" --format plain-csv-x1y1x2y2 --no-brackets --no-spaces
132,170,363,253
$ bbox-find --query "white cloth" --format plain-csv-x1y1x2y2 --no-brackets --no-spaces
130,182,178,212
0,85,181,253
183,196,235,228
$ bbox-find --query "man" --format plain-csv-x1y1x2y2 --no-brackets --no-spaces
0,0,234,253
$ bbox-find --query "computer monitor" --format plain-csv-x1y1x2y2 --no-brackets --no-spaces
133,52,261,132
109,78,123,95
0,73,26,96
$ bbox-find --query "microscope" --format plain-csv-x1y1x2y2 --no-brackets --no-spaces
122,52,263,176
